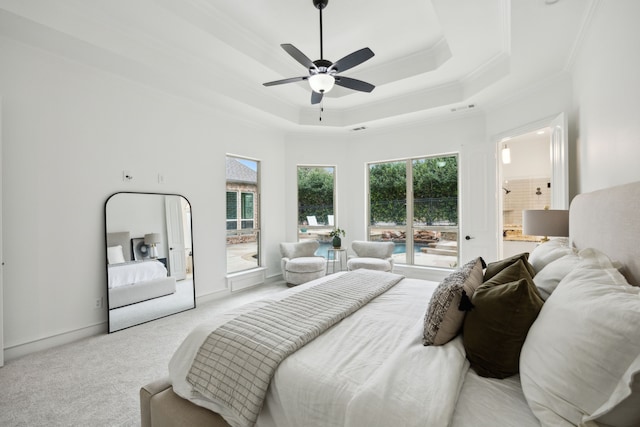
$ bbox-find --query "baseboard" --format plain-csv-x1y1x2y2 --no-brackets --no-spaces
393,265,452,282
4,321,108,363
226,267,267,292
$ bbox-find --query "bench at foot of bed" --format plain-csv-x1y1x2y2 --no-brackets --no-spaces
140,377,230,427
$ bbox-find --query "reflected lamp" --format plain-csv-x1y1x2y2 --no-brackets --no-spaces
144,233,162,259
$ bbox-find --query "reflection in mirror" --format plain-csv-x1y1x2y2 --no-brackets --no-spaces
105,192,195,332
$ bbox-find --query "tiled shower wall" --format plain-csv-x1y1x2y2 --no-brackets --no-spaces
503,177,551,225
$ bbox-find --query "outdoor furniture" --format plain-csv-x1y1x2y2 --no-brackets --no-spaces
280,241,326,286
347,241,395,272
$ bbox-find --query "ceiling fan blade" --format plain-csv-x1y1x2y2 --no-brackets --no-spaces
281,44,318,71
328,47,374,73
335,76,375,93
263,76,308,87
311,91,323,105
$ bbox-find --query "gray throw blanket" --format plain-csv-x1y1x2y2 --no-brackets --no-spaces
186,269,404,427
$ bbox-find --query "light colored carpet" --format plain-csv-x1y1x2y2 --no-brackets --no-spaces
0,281,287,427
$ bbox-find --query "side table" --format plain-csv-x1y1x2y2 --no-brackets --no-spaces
326,248,347,274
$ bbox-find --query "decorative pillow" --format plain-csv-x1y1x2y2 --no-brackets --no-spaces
422,257,485,346
483,252,536,282
462,260,543,379
532,252,581,300
520,260,640,426
107,245,125,264
528,237,575,273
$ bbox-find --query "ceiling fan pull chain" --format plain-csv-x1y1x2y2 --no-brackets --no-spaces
319,102,323,122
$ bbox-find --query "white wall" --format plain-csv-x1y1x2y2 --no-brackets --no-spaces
502,135,551,181
0,36,286,356
3,0,639,360
570,0,640,193
106,193,169,260
285,113,497,267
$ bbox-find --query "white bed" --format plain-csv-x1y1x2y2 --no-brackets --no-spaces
141,181,640,427
106,232,176,310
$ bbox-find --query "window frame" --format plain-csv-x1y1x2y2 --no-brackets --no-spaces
296,164,337,257
225,155,261,274
366,153,459,268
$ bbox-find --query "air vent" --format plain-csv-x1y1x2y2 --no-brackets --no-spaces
351,126,367,132
450,104,476,113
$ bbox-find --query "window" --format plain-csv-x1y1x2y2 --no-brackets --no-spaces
226,192,237,230
297,165,336,257
241,192,254,229
368,154,459,268
226,156,260,273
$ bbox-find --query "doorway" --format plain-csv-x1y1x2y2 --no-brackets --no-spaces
499,128,552,258
497,112,568,259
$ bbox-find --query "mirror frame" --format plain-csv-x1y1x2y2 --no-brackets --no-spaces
104,191,196,332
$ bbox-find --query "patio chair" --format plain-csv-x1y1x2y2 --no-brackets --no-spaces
347,241,395,272
280,240,326,286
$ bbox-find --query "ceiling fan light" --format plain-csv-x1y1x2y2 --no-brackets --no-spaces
308,73,335,93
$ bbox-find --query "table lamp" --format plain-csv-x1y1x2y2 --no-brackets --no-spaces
522,209,569,242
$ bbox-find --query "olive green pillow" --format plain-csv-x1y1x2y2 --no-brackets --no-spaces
462,273,544,379
483,252,536,282
484,258,534,287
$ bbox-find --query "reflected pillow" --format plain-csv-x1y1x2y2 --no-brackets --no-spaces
423,257,485,346
484,252,536,282
107,245,125,264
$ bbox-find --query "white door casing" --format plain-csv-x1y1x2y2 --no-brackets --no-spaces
550,112,569,209
1,97,4,367
165,196,187,280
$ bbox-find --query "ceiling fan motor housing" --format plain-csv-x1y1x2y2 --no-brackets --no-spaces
312,59,334,73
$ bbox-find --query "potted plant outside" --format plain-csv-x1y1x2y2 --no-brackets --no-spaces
329,228,346,249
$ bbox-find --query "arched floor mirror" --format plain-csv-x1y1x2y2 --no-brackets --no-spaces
105,192,195,332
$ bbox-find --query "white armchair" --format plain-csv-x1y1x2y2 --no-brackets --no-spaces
280,241,326,286
347,241,395,272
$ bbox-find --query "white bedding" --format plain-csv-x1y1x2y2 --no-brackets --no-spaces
169,273,540,427
107,259,167,289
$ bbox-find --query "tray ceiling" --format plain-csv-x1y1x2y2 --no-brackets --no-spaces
0,0,595,131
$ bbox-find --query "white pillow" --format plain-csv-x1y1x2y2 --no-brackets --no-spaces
533,247,616,300
107,245,125,264
528,237,574,273
533,252,581,300
582,354,640,427
520,256,640,426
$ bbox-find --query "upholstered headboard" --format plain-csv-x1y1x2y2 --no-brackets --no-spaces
569,181,640,285
106,231,132,262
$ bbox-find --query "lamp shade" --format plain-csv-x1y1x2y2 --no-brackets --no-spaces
522,209,569,238
144,233,161,245
308,73,335,93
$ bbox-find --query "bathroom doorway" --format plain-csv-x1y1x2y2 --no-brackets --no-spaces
499,127,553,257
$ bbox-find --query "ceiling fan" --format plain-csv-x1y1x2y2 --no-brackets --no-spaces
263,0,375,105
